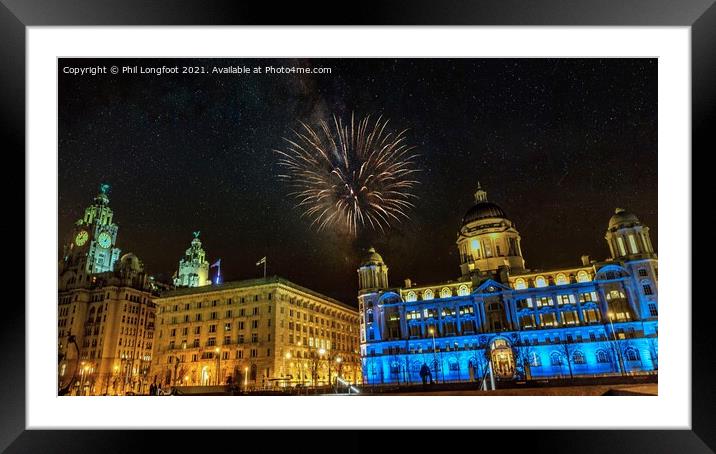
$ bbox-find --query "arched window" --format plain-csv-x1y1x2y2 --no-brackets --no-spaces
514,278,527,290
423,289,434,300
405,291,417,302
596,350,610,363
366,310,373,323
491,339,508,350
625,348,640,362
550,352,563,366
576,270,590,283
457,285,469,296
572,351,586,365
440,287,452,299
535,276,547,288
555,274,568,285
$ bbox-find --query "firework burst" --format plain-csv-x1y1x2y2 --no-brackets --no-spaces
275,113,420,236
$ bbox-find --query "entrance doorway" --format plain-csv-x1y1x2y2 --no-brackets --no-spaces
490,338,515,379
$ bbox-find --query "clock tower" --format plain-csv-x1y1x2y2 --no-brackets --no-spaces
61,183,122,276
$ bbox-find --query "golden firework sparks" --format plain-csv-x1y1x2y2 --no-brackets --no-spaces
275,113,420,235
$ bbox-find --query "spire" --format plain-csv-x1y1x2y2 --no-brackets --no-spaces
474,182,488,202
94,182,110,205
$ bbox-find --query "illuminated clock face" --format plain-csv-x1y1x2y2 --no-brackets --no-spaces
97,232,112,248
74,230,89,246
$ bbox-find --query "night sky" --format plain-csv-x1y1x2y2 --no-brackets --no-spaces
58,58,657,305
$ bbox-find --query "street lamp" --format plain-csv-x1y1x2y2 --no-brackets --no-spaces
335,357,343,391
607,312,625,376
429,327,438,384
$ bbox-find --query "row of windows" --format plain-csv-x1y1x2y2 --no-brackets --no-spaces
169,348,264,363
513,271,592,290
403,285,471,302
160,294,357,323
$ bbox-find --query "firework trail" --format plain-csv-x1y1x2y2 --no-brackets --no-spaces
275,113,420,236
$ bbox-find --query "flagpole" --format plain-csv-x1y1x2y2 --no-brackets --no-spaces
263,259,267,279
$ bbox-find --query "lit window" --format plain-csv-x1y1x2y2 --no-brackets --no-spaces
440,287,452,299
520,315,536,329
457,285,469,296
555,274,568,285
535,276,547,288
405,291,417,302
617,237,627,256
582,309,601,323
470,239,480,251
562,311,579,325
514,278,527,290
423,289,434,300
628,234,639,254
540,313,557,327
576,270,590,283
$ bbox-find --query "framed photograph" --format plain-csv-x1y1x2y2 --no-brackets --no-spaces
6,0,711,450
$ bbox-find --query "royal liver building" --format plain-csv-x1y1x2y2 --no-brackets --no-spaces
358,184,658,385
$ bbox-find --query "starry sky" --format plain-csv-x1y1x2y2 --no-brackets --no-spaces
58,58,657,305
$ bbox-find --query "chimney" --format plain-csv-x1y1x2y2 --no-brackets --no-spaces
581,255,590,266
404,278,412,289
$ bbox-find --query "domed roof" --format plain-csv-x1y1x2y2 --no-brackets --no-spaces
462,201,508,224
361,247,385,266
119,252,142,272
608,208,641,229
461,183,508,226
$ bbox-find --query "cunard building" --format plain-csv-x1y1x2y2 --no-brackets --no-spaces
58,184,160,395
358,184,658,385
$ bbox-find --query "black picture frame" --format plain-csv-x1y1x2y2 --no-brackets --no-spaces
4,0,710,451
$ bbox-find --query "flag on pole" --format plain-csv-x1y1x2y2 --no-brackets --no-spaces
256,256,267,278
211,259,222,284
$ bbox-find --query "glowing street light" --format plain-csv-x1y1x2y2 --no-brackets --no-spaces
429,327,438,384
607,312,626,376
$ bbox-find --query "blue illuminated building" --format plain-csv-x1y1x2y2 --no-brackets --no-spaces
358,184,658,385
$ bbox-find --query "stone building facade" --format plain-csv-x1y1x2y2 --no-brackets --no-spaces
58,184,159,395
151,277,361,389
359,185,658,385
